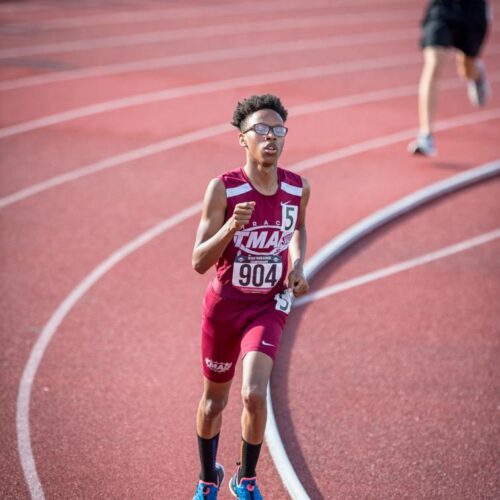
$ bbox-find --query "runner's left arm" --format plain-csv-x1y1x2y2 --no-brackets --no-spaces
287,178,310,297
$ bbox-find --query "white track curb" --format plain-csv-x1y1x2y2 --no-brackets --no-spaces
264,159,500,499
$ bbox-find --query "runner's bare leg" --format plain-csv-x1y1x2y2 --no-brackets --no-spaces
241,351,274,444
419,47,447,135
197,378,232,438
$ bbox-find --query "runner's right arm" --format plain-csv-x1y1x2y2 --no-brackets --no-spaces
192,178,255,274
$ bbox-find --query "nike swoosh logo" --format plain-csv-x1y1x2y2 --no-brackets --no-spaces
261,340,275,347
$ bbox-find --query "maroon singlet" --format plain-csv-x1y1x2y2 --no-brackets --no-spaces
200,166,304,382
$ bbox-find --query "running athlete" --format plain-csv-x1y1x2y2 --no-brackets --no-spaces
192,94,310,500
408,0,490,156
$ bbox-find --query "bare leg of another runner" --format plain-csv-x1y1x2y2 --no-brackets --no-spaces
409,46,447,156
456,52,481,80
419,46,447,135
456,52,489,106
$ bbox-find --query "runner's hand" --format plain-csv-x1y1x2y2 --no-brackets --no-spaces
287,267,309,297
230,201,255,230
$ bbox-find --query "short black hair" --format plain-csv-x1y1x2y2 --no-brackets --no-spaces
231,94,288,130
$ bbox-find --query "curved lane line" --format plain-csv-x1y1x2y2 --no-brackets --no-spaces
0,123,230,209
265,159,500,499
0,29,420,92
1,41,498,139
3,0,407,31
292,107,500,173
0,51,424,139
301,160,500,282
1,83,500,210
16,202,203,500
0,9,419,59
295,228,500,307
0,4,45,13
15,129,500,497
1,0,349,31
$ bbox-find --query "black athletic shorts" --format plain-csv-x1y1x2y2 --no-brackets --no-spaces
420,0,489,57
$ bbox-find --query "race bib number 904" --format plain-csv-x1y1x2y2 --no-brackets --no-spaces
232,254,283,293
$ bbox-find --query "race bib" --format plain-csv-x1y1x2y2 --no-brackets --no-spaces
274,288,293,314
232,254,283,293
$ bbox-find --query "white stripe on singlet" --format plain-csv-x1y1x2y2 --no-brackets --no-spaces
226,183,252,198
281,181,303,196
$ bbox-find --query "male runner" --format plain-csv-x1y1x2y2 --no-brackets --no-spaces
408,0,490,156
192,94,310,499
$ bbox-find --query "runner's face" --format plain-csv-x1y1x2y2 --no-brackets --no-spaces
240,109,286,166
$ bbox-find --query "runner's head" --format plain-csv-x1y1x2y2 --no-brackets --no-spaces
232,94,288,166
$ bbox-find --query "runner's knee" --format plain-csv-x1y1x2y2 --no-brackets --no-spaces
200,395,228,420
423,58,443,80
241,387,267,414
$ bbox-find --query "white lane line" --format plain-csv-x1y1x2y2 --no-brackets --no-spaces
0,28,421,92
0,124,231,209
1,77,499,210
2,41,499,139
15,153,500,498
265,159,500,499
0,1,331,29
302,160,500,283
291,107,500,173
2,0,407,31
265,389,310,499
295,228,500,307
0,4,47,13
0,9,420,59
16,201,203,500
0,49,430,139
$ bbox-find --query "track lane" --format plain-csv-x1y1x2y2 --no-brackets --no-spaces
274,178,500,498
0,48,429,193
4,125,500,496
0,21,439,127
0,0,414,33
0,26,422,92
1,53,499,199
26,220,291,499
3,103,500,498
0,8,425,60
0,0,360,37
0,7,423,87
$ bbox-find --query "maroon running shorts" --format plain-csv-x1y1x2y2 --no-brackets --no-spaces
200,283,291,383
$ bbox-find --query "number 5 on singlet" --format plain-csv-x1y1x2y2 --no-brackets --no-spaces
232,254,283,293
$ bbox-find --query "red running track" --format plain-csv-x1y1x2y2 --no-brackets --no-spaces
0,1,499,499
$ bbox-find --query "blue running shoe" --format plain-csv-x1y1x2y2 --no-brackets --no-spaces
229,470,263,499
407,133,436,157
193,463,224,500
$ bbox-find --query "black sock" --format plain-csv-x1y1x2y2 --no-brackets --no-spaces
238,438,262,481
197,433,220,483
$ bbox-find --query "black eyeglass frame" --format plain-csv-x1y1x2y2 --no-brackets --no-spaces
241,123,289,137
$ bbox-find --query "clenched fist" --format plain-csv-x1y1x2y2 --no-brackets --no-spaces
287,267,309,297
230,201,256,230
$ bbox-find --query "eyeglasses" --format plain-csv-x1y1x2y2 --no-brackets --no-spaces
242,123,288,137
